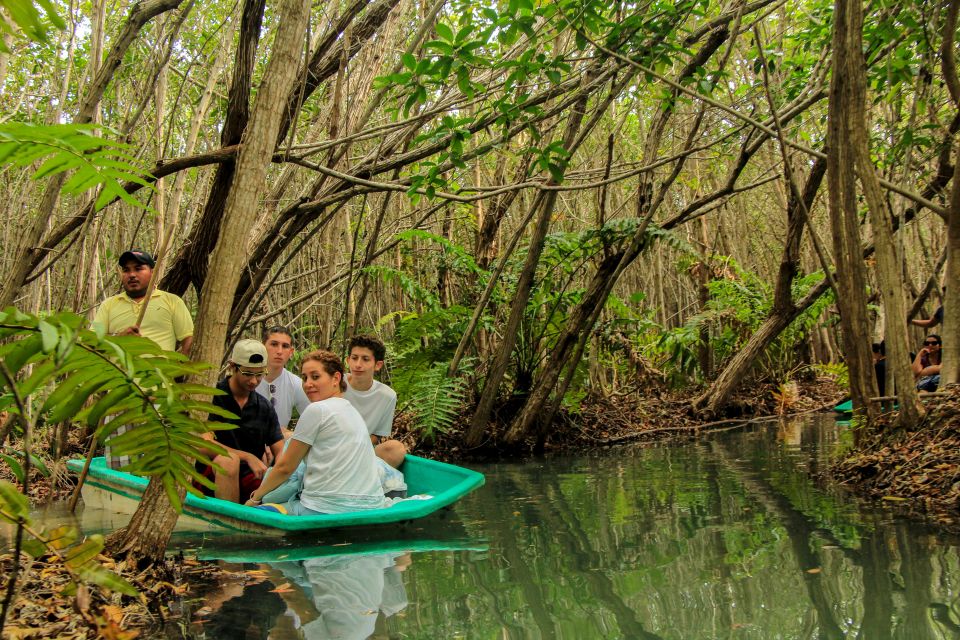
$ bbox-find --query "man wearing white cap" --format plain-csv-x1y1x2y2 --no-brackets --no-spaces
201,339,284,502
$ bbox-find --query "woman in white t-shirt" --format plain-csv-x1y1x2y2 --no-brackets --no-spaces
245,350,386,515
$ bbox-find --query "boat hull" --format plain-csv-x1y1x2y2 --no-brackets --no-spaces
68,455,484,534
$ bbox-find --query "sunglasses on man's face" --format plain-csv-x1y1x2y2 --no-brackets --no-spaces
925,341,940,346
238,369,266,378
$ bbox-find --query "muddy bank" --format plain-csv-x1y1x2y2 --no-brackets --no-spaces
0,551,225,639
395,374,846,459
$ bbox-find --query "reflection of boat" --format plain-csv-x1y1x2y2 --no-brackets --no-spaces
66,455,484,534
197,537,488,563
200,545,441,639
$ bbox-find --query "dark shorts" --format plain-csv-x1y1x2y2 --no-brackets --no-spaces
197,465,262,503
917,375,940,392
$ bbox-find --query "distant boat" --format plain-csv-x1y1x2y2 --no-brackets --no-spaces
67,455,485,534
833,399,853,414
833,398,903,416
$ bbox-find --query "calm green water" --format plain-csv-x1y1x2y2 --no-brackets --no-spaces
31,415,960,637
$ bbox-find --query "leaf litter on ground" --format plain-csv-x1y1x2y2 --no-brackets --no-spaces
827,384,960,531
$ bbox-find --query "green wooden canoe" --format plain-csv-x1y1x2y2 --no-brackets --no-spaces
834,398,899,415
66,455,484,535
833,399,853,414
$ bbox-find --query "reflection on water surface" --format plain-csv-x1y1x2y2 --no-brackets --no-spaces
26,415,960,638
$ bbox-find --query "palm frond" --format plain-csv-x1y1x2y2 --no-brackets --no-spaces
0,123,153,211
0,307,225,509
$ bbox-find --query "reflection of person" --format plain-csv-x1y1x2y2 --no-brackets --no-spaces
202,580,285,640
912,334,942,392
379,552,411,616
200,339,284,502
271,552,410,639
246,350,386,514
94,248,194,469
256,325,310,435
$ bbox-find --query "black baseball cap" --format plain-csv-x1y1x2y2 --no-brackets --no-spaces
118,248,156,268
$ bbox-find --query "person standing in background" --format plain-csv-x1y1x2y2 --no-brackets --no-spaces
94,248,194,469
93,248,193,355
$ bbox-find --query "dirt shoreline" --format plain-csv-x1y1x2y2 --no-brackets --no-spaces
822,383,960,533
393,375,847,460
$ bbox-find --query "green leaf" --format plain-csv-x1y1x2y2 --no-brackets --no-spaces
28,451,50,478
74,562,138,596
34,153,80,180
17,360,57,397
3,334,43,373
0,123,153,213
0,452,23,483
0,0,65,49
43,525,78,550
435,22,454,42
162,473,183,512
41,367,101,415
84,385,133,429
64,536,103,566
100,409,150,436
457,70,473,96
46,372,114,423
2,448,52,479
0,479,30,523
183,401,234,419
20,538,46,557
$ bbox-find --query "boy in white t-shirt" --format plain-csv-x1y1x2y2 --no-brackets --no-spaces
256,325,310,437
344,335,406,469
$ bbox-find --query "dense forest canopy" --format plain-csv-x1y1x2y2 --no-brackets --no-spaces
0,0,956,452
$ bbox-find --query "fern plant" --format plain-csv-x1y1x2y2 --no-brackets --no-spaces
398,361,471,439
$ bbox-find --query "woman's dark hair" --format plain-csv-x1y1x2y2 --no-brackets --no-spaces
301,349,346,392
927,334,942,345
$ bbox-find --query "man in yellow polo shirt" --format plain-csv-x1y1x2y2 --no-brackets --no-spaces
94,248,194,469
93,248,193,355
